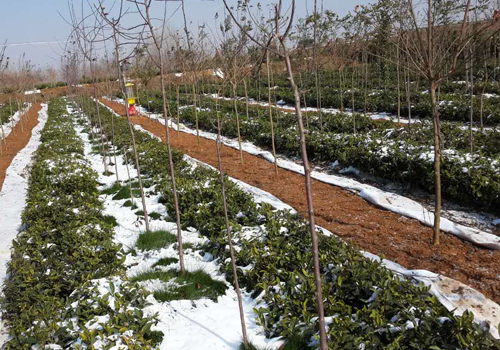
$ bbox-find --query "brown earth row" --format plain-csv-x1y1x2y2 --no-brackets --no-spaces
0,104,42,191
100,98,500,304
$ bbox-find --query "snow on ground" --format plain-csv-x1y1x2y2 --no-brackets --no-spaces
105,98,500,250
206,93,499,132
0,104,48,346
71,104,284,350
206,93,420,124
0,103,32,140
24,90,41,95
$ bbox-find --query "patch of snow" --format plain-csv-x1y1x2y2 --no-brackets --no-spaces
24,90,41,95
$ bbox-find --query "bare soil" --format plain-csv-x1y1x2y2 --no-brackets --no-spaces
0,104,42,191
100,98,500,304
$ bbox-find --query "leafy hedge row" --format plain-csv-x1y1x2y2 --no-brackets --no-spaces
132,91,500,214
182,78,500,124
1,99,159,349
84,99,500,349
0,102,20,127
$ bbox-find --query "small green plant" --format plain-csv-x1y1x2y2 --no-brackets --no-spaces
153,257,179,267
136,230,177,251
102,215,118,227
131,269,227,302
100,182,122,195
123,200,139,209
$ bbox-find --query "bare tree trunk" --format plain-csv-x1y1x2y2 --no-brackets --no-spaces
177,84,181,136
480,66,487,132
9,98,13,137
160,65,186,275
0,101,6,149
123,146,135,207
18,100,24,133
397,37,401,124
468,46,474,154
351,68,356,134
364,51,368,116
243,78,250,122
430,80,441,245
299,72,309,129
339,68,344,112
232,84,244,163
405,65,412,133
192,83,200,146
280,43,328,350
111,111,119,183
93,82,108,174
215,95,249,348
113,32,150,231
266,51,278,175
146,90,151,119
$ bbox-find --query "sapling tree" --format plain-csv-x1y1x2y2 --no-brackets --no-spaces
216,15,254,163
213,83,249,348
400,0,500,245
0,42,9,152
96,0,151,231
67,2,110,175
129,0,187,275
222,0,328,348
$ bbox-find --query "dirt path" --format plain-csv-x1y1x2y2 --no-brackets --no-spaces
0,104,42,191
100,98,500,304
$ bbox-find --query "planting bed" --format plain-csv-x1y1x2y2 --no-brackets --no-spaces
1,99,159,349
0,103,41,190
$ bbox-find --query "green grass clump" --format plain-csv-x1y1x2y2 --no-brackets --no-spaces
131,180,153,188
153,257,178,267
135,210,162,220
123,200,138,209
102,215,118,227
112,186,132,200
178,242,196,250
131,269,227,302
237,334,310,350
136,230,177,251
238,343,263,350
149,212,162,220
100,182,122,195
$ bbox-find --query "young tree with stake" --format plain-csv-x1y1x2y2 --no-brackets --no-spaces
222,0,328,348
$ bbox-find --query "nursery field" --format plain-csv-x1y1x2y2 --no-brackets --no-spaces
0,94,498,349
2,0,500,348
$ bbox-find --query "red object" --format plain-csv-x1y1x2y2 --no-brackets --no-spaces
128,105,138,116
494,10,500,22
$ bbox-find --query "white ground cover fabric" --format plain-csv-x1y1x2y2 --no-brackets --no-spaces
0,104,48,346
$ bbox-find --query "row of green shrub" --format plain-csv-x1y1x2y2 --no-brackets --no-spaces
189,81,500,124
131,91,500,214
0,102,21,127
35,81,68,90
84,98,500,349
1,99,159,349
